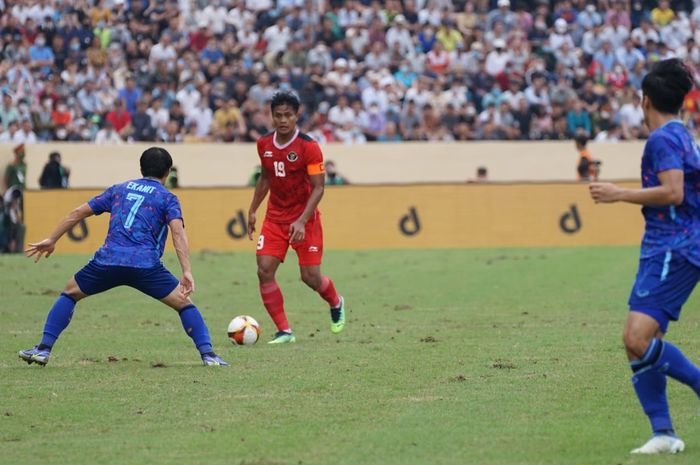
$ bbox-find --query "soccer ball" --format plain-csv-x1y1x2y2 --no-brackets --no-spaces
227,316,261,346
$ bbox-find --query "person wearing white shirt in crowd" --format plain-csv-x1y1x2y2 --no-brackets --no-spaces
631,19,660,46
601,15,629,49
404,78,432,108
549,19,574,51
237,19,260,49
386,15,414,57
661,19,691,50
0,121,23,143
94,121,123,144
361,77,389,113
186,99,213,138
246,0,273,12
502,78,525,110
146,98,169,131
16,119,38,144
485,38,509,76
227,1,255,31
616,39,645,71
678,38,700,64
175,82,201,118
594,124,621,142
524,73,550,107
346,27,370,58
264,17,292,55
326,59,353,90
582,23,605,56
507,39,530,75
555,42,579,69
365,43,391,70
619,92,646,139
11,2,31,23
335,121,367,144
338,2,363,28
577,4,603,30
29,0,55,23
418,1,442,27
149,34,177,70
328,95,356,128
198,0,228,35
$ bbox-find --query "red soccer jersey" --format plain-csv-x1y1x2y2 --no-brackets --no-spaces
257,129,325,224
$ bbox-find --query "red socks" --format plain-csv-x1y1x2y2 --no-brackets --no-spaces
318,276,341,308
259,281,289,332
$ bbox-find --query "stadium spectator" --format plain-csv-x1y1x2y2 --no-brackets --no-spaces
0,0,698,145
324,160,350,185
4,187,25,254
4,144,26,192
95,120,123,144
39,151,70,189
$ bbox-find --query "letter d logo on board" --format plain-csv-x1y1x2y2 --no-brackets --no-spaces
399,207,421,236
226,210,248,239
559,204,581,234
67,219,89,242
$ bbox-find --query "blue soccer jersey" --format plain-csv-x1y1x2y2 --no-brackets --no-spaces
87,178,183,268
640,120,700,265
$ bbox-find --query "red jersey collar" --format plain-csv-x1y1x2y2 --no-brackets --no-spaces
273,128,299,150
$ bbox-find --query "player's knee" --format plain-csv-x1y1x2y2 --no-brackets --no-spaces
300,271,321,289
257,266,275,283
62,281,86,302
622,327,651,357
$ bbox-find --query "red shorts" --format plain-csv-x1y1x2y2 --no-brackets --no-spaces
256,215,323,266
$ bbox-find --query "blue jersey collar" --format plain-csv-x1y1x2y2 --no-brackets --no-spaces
660,119,684,129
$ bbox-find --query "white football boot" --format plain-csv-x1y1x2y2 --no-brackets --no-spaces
631,435,685,454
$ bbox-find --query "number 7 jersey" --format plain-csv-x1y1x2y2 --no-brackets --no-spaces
87,178,183,268
257,129,325,224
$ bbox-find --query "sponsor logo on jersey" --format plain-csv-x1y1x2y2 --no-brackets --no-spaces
308,246,319,252
287,151,298,162
263,151,273,157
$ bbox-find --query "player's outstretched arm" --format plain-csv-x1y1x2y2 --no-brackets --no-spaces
247,169,270,241
590,169,684,206
25,203,95,262
289,173,325,244
169,218,195,297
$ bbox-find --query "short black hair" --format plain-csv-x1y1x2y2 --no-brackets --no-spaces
642,59,694,114
574,134,588,147
270,91,300,113
140,147,173,178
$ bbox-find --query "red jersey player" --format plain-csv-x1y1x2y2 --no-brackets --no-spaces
247,91,346,343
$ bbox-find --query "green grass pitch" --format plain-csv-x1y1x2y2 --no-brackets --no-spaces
2,247,700,465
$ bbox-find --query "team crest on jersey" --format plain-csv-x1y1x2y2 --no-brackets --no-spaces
263,151,273,157
287,151,298,162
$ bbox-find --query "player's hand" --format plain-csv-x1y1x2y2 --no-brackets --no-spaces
589,182,621,203
247,211,256,241
289,219,306,244
180,271,195,297
25,239,56,263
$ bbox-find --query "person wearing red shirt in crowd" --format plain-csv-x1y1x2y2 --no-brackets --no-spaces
247,91,346,344
189,21,210,52
106,99,132,137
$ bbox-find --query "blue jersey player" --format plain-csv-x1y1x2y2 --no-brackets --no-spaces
19,147,228,366
590,59,700,454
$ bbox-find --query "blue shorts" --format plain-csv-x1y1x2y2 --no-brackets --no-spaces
628,251,700,333
74,261,179,300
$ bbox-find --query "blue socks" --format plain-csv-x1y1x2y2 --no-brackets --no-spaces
39,293,76,349
178,305,213,355
631,338,700,434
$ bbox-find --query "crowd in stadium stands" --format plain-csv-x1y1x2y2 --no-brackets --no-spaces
0,0,699,148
